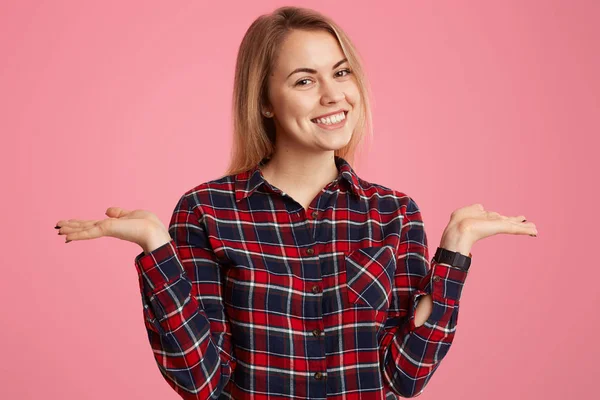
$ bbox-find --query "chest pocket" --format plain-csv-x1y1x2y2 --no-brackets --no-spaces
344,245,397,311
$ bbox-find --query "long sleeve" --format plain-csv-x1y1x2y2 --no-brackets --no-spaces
135,193,236,399
378,197,469,398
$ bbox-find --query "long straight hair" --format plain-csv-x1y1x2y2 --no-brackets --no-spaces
223,6,373,176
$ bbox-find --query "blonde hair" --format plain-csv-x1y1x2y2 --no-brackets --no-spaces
223,6,373,176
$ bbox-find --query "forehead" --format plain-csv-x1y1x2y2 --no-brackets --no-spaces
274,29,345,73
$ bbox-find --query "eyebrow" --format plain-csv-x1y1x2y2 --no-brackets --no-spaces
286,58,349,79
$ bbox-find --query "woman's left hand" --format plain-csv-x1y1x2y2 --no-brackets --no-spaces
440,203,538,256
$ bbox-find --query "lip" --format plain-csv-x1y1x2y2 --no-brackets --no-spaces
311,109,348,121
312,112,348,130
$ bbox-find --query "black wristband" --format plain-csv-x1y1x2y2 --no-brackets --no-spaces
433,247,472,271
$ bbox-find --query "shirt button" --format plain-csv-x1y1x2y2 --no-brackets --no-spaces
312,328,321,337
314,372,323,380
312,285,320,294
433,276,441,282
311,211,318,218
306,248,314,255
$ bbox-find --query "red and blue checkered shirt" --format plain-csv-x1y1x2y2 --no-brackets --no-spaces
135,156,469,399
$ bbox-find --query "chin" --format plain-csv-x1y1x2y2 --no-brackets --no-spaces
324,134,353,150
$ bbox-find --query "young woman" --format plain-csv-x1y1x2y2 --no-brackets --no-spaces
56,6,537,399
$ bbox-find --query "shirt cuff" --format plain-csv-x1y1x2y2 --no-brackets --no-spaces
134,239,185,295
422,260,469,302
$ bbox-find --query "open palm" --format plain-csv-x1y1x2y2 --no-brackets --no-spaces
56,207,167,246
446,203,538,243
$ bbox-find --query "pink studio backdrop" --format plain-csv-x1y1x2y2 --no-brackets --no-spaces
2,0,598,399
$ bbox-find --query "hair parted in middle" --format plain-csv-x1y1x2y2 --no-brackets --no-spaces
223,6,373,177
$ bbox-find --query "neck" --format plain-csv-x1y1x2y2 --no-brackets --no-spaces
260,150,339,191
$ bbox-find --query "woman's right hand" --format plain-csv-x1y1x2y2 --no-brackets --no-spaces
56,207,169,251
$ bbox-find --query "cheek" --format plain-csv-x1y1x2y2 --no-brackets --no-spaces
346,84,361,106
279,93,312,117
295,94,317,114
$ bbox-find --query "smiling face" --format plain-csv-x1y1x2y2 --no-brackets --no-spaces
264,29,361,154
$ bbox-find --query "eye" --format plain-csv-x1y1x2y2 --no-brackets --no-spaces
294,69,353,87
294,78,313,87
335,68,353,77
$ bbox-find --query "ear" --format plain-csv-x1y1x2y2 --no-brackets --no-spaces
261,94,274,117
261,107,273,118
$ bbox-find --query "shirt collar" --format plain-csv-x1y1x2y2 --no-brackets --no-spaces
234,155,364,203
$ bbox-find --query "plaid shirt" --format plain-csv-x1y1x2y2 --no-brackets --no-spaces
135,156,469,399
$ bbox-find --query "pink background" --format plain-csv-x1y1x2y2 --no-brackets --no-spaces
2,0,598,398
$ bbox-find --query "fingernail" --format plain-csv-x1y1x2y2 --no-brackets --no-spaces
55,225,60,229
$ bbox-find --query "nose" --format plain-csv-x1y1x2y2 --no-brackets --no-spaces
319,79,345,105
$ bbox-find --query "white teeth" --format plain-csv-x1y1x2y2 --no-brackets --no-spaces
314,111,345,125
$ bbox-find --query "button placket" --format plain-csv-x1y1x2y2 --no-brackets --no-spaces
301,207,325,371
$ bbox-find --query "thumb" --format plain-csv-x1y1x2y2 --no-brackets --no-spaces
105,207,130,218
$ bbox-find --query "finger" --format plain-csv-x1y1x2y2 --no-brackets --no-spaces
106,207,131,218
64,224,107,242
498,215,528,222
56,219,99,229
58,220,101,234
507,219,535,227
55,219,77,227
504,219,538,235
486,211,504,219
488,213,528,222
56,219,100,229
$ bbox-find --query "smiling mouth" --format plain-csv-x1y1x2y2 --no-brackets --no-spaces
311,111,348,124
